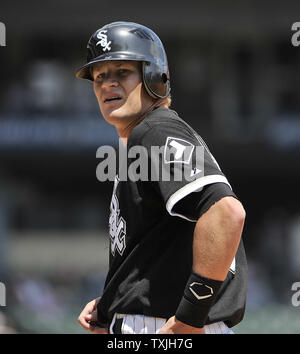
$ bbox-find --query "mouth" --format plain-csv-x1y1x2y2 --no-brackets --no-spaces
104,96,122,103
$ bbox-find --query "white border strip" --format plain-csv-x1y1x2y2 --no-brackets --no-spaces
229,257,236,274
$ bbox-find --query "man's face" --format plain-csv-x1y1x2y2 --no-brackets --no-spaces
92,61,153,129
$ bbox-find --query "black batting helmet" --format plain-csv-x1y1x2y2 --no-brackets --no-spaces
76,21,171,99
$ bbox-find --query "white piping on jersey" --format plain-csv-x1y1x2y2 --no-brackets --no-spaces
165,174,235,274
166,174,231,222
229,257,236,274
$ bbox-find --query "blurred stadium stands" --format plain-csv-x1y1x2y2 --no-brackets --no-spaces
0,0,300,333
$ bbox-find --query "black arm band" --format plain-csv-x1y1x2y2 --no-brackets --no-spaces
175,271,223,328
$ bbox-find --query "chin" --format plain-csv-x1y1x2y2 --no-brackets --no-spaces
104,111,125,123
103,108,139,125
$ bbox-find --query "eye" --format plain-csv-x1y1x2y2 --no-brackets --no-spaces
118,68,130,76
96,72,105,81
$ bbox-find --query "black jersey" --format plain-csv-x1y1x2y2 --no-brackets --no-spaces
97,107,247,328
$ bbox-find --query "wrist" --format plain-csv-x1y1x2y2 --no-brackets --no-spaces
174,316,203,330
175,271,223,328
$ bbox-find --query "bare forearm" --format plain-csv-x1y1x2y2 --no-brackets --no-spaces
193,196,245,281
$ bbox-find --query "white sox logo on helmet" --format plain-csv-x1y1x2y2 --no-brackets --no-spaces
96,30,112,52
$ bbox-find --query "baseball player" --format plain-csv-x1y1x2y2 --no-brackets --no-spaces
76,21,247,334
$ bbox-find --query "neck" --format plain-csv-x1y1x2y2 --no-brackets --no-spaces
117,100,164,139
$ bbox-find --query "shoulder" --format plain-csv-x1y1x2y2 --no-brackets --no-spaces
128,107,196,147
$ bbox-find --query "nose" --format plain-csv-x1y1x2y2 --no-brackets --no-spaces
102,74,119,88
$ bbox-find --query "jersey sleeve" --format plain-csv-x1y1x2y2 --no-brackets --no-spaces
172,182,238,221
129,121,233,222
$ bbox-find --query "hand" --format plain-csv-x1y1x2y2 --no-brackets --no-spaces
158,316,205,334
77,297,109,334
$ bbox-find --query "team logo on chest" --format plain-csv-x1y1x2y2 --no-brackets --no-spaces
109,176,126,256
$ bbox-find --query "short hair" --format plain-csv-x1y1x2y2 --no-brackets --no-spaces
161,94,172,108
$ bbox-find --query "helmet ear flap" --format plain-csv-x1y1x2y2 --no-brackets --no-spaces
143,62,170,99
